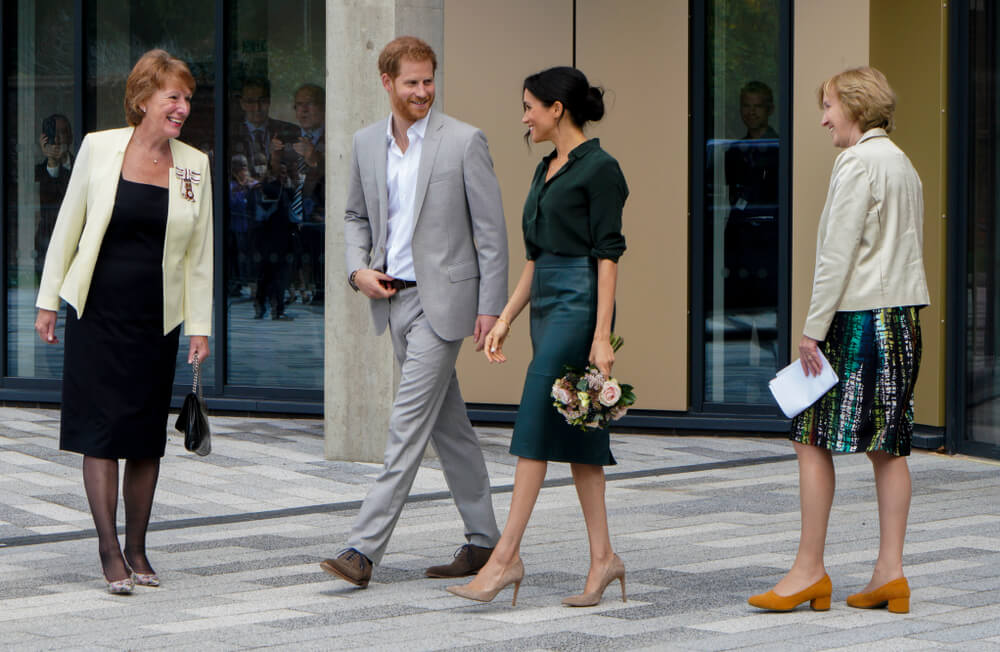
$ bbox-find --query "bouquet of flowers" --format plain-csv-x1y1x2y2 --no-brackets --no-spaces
551,334,636,431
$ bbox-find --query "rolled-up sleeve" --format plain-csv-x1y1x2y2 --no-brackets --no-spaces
587,159,628,262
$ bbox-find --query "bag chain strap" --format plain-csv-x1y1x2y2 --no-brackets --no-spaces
192,352,201,397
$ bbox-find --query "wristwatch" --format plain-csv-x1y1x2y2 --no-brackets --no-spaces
348,269,360,292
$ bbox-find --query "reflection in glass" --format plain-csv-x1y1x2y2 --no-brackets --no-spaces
966,2,1000,446
5,0,75,378
227,0,325,388
89,0,217,388
703,0,781,405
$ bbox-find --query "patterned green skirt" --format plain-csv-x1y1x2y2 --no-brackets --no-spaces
790,306,922,456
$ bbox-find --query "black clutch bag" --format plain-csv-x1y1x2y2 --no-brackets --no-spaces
175,352,211,456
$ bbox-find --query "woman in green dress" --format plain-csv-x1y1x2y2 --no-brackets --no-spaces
447,66,627,607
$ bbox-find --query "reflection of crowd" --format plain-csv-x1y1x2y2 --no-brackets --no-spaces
228,78,326,321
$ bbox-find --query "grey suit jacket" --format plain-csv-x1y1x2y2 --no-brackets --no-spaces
344,110,508,341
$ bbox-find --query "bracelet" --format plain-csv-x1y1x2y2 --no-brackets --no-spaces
348,269,360,292
496,316,512,331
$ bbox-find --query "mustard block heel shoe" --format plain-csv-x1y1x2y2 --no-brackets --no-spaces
846,577,910,613
748,574,832,612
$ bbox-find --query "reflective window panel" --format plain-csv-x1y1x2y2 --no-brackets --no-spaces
701,0,782,405
5,0,75,378
226,0,325,389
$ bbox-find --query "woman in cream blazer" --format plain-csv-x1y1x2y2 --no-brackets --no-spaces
749,67,928,614
34,50,212,595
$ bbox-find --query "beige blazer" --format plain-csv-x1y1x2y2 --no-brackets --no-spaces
36,127,213,335
803,128,930,340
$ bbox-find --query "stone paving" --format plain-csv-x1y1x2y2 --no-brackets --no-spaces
1,406,999,650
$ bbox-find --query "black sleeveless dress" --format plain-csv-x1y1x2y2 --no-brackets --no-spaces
60,177,180,459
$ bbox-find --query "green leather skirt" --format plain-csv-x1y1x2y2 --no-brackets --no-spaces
509,252,615,465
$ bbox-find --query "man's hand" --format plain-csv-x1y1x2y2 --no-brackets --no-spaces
473,314,498,352
293,137,318,166
354,268,397,299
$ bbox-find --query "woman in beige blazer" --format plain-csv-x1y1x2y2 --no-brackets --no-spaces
34,50,213,594
749,67,929,614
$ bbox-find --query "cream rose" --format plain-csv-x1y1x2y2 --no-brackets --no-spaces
599,379,622,407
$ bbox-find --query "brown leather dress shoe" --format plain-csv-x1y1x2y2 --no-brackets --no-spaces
320,548,372,587
425,544,494,578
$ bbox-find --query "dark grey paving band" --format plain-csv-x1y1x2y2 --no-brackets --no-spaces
0,453,796,549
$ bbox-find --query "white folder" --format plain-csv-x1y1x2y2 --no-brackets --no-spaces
768,349,839,418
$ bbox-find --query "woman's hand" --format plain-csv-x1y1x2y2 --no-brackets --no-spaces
798,335,823,377
483,319,511,364
589,336,615,377
35,309,59,344
188,335,210,365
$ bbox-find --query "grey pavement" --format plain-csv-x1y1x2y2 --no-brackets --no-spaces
1,406,999,650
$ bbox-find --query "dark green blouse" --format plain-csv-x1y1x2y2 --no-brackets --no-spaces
523,138,628,262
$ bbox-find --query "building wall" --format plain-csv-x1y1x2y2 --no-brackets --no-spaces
870,0,948,427
790,0,870,388
442,0,946,427
444,0,689,411
443,0,574,406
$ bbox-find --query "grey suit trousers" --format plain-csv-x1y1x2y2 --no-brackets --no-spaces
346,288,500,564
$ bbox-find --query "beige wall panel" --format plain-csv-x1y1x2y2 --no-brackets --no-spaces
791,1,869,387
576,0,688,410
870,1,946,426
444,0,573,404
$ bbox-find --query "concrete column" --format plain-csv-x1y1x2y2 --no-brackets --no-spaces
324,1,444,462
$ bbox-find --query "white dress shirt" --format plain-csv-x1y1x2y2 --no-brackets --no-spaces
384,111,430,281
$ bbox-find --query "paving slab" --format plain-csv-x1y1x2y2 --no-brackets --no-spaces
1,407,999,650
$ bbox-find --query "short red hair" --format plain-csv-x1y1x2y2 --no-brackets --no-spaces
124,49,196,127
377,36,437,79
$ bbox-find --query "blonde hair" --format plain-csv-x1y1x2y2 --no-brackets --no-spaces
818,66,896,133
124,49,196,127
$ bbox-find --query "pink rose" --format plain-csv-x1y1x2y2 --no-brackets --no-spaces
599,379,622,407
551,384,574,406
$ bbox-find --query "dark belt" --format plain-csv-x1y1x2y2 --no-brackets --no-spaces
384,278,417,291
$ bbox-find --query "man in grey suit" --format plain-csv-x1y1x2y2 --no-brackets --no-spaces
320,36,507,587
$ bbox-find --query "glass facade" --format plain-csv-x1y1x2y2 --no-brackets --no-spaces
961,0,1000,452
695,0,787,409
5,0,75,380
2,0,324,405
225,0,325,389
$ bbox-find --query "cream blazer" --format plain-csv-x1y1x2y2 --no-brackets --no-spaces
803,128,930,341
36,127,213,335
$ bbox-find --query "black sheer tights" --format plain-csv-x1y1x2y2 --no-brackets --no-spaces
82,456,160,582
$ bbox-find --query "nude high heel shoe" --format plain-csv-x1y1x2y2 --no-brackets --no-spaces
562,554,626,607
446,558,524,606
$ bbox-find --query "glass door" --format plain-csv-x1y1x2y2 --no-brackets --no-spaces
951,0,1000,457
691,0,790,412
